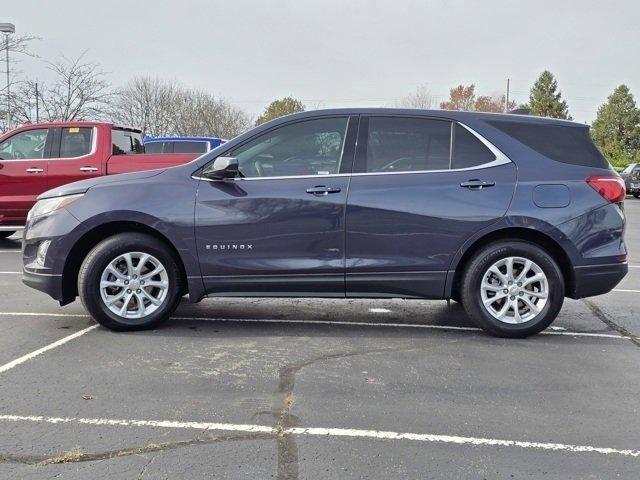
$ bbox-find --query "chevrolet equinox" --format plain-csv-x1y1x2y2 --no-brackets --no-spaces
21,109,628,337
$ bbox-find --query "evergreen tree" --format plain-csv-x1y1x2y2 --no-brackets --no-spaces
528,71,571,119
591,85,640,167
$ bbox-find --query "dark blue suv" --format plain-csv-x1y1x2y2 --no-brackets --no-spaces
21,109,628,337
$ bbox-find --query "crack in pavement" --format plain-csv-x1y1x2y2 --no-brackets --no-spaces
0,431,273,466
583,299,640,347
270,344,428,480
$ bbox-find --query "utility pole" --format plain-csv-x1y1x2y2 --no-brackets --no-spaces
505,78,510,113
4,34,9,129
35,82,39,122
0,23,16,131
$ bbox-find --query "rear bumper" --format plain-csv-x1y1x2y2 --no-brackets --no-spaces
568,262,628,299
22,269,65,303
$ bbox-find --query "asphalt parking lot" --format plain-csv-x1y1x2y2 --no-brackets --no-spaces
0,201,638,479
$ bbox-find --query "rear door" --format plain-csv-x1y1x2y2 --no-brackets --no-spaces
47,126,103,190
0,127,52,226
345,116,516,298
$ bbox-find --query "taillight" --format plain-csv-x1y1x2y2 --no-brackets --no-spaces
586,175,626,203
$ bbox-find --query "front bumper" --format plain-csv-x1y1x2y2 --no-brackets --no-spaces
569,262,628,299
22,269,65,302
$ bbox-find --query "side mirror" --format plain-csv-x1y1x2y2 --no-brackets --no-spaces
201,156,239,180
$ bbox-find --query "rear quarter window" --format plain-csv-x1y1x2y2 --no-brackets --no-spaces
112,129,145,155
486,120,609,169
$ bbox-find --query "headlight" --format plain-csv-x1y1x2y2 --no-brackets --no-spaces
27,194,84,221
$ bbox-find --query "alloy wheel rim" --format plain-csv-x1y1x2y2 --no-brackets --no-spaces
480,256,549,324
99,252,169,319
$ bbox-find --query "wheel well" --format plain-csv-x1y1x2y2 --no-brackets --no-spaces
450,228,574,300
61,221,188,303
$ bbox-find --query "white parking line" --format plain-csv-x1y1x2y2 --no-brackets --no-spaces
0,271,20,274
612,288,640,293
0,250,20,253
0,414,637,457
0,325,98,374
0,311,627,340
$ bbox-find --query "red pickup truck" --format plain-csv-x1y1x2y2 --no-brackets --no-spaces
0,122,201,236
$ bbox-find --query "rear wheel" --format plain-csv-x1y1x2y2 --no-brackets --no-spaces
0,231,16,239
78,233,183,331
460,240,564,338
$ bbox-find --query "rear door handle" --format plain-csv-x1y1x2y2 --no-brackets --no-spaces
79,166,98,172
306,186,342,196
460,179,495,189
25,168,44,173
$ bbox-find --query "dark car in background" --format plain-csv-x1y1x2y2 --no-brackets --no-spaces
21,109,628,338
620,162,640,198
143,136,225,154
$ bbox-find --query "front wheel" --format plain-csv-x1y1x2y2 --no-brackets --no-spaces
460,241,564,338
78,233,183,331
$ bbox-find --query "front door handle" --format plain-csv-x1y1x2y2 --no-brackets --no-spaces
460,179,495,189
79,166,98,172
25,167,44,173
306,186,342,196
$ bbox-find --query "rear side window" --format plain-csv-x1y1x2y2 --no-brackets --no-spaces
173,141,208,153
487,121,609,168
144,142,164,154
60,127,93,158
366,117,451,172
112,129,144,155
451,124,495,169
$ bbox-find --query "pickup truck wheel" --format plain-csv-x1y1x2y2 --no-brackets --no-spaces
460,241,564,338
78,233,183,331
0,231,16,239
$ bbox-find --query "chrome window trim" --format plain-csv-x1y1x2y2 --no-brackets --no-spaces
193,120,512,182
53,126,98,161
0,126,98,162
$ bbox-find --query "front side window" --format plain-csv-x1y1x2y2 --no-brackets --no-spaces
0,128,49,160
60,127,93,158
451,124,495,169
365,117,451,172
230,117,349,178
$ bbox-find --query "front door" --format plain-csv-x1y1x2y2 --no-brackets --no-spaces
195,115,357,296
345,116,517,298
0,127,52,226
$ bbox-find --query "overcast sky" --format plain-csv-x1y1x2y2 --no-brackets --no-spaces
4,0,639,123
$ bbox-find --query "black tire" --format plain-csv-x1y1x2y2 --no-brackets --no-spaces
78,233,183,331
0,231,16,239
460,240,564,338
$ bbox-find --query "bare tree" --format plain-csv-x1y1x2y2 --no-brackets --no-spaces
28,54,113,122
395,85,434,109
173,88,252,138
111,76,180,136
0,34,39,132
112,76,251,139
